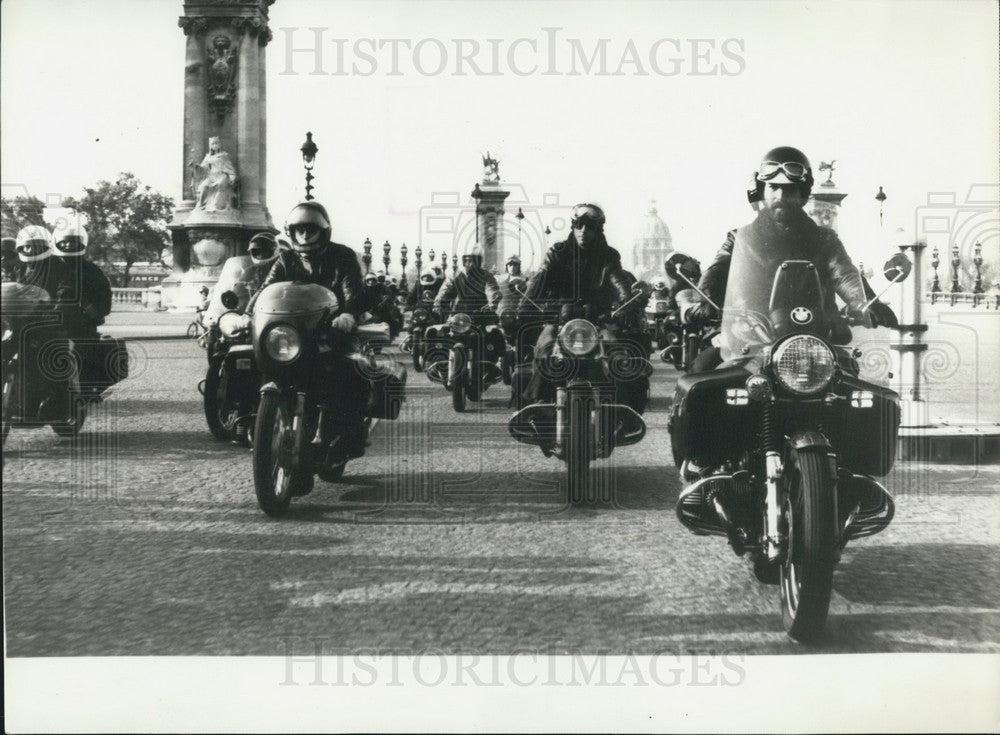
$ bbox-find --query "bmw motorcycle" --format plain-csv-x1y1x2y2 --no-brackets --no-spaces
248,281,406,516
645,288,673,350
669,255,908,641
508,287,651,504
658,288,720,373
398,305,433,373
424,310,506,412
2,281,127,445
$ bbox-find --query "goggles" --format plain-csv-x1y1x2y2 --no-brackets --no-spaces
249,247,275,258
757,160,810,183
288,223,321,238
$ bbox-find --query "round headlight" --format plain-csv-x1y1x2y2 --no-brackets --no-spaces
558,319,599,356
413,308,430,324
265,324,301,363
655,301,669,314
771,335,835,395
450,313,472,334
499,309,517,328
218,311,250,338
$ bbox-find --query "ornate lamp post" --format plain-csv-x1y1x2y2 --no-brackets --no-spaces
930,245,941,301
452,254,458,274
875,186,887,228
515,207,524,261
428,248,436,273
382,241,391,276
301,132,318,201
950,243,961,300
399,243,408,292
414,245,423,276
362,237,372,274
973,242,984,301
440,250,448,274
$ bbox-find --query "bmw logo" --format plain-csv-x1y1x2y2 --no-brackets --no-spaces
791,307,813,325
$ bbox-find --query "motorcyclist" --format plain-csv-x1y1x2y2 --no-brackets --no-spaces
246,201,368,465
50,221,112,339
407,271,441,309
687,146,893,373
431,246,501,321
515,203,644,409
243,232,280,298
2,237,23,281
496,255,526,314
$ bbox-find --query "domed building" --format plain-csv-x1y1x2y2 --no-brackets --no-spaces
632,200,673,281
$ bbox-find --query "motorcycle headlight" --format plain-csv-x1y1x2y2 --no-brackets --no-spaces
1,316,11,342
771,335,835,395
450,313,472,334
413,308,430,324
655,301,669,314
264,324,301,363
558,319,599,356
218,311,250,338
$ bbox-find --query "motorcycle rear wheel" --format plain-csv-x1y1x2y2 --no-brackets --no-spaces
566,391,593,505
203,358,234,441
253,391,309,516
780,446,837,642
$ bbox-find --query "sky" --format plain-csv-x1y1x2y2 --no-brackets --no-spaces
2,0,998,277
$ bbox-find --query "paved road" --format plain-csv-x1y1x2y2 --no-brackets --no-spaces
3,339,999,655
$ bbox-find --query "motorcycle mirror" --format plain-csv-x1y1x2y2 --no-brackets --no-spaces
882,253,912,284
220,290,239,309
633,281,653,298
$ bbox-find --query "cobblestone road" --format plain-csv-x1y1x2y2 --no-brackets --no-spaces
3,339,999,656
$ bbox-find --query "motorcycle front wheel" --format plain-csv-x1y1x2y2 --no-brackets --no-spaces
780,446,837,642
203,358,235,440
253,391,310,516
411,336,424,372
51,397,87,438
565,391,593,505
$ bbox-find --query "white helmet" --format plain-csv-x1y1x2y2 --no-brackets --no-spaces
52,221,89,257
16,225,53,262
651,277,668,291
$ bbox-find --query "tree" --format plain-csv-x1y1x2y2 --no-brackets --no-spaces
63,172,174,287
0,195,47,238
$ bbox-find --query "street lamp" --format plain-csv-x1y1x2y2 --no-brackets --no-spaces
399,243,409,291
515,207,524,261
300,132,318,201
875,186,886,228
414,245,423,276
382,241,391,276
362,237,372,274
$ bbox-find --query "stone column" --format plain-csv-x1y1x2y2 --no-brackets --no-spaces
165,0,276,311
807,179,848,233
472,182,510,273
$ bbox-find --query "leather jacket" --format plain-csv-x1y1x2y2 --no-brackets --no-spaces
432,267,501,316
700,209,868,320
247,241,364,316
518,236,633,321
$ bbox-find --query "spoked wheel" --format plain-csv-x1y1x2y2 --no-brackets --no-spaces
253,391,311,517
411,336,424,372
780,446,837,642
203,358,235,440
467,354,482,402
565,391,593,505
451,376,467,412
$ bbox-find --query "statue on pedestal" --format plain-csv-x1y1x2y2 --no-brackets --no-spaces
482,152,500,183
190,136,239,212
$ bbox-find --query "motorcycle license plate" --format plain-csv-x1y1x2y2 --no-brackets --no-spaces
236,358,251,370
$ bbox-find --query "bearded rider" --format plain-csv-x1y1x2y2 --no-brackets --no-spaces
687,146,895,373
515,203,646,411
247,201,369,464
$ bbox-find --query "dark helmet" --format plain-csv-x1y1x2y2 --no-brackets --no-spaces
570,203,606,232
364,272,378,286
284,201,331,253
248,232,278,264
750,146,814,202
505,254,521,268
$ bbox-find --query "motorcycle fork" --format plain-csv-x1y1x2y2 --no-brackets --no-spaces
761,400,784,562
289,391,307,464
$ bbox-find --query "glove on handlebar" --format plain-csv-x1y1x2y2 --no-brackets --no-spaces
684,301,720,325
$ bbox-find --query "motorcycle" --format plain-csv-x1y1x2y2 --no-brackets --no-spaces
508,286,652,504
198,255,261,443
2,281,127,445
657,289,720,373
424,310,506,412
248,281,406,516
398,305,433,373
645,289,673,350
669,255,909,641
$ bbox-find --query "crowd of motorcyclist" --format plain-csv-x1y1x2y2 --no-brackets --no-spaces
4,145,898,453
